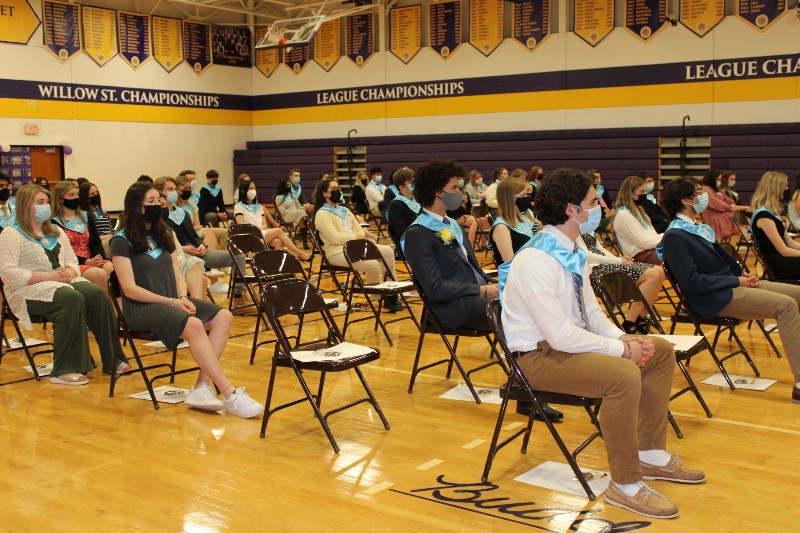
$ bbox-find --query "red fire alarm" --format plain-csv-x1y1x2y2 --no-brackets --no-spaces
24,123,39,135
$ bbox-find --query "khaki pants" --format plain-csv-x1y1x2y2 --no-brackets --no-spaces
518,336,675,484
717,280,800,383
328,243,397,285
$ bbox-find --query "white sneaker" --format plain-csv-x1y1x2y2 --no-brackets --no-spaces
185,383,225,412
208,281,230,294
224,387,264,418
206,269,224,277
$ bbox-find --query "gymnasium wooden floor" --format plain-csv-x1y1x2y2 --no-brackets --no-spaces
2,254,799,532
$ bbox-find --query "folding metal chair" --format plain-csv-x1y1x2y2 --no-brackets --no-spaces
0,281,53,382
107,272,199,410
258,277,389,453
307,219,351,301
596,271,714,438
482,299,603,500
226,233,267,314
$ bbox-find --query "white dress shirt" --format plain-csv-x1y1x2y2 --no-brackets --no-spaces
501,225,625,356
366,182,384,210
484,182,499,208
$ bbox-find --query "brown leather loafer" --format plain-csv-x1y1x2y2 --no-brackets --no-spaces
793,386,800,404
641,454,706,484
604,481,679,519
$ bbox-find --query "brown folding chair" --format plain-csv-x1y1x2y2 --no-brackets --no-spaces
107,272,199,410
481,299,603,500
0,281,53,383
307,219,351,301
341,239,418,346
258,277,389,453
228,222,263,239
596,271,714,438
226,233,267,314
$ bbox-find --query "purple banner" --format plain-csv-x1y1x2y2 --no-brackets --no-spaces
625,0,666,41
345,13,374,67
212,25,251,67
0,146,32,182
118,11,150,69
512,0,549,51
183,21,212,74
43,1,80,62
737,0,786,31
429,1,461,60
284,45,309,74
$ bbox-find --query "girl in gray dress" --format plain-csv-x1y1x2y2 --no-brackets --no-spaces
110,183,263,418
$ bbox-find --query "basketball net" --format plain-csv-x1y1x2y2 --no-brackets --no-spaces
266,23,287,45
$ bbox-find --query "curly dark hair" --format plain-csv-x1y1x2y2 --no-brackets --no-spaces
413,159,466,208
119,182,174,254
662,177,699,219
535,168,592,226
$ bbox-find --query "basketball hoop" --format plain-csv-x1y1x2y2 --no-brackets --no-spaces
266,22,286,46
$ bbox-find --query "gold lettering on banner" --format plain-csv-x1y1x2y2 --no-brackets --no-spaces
469,0,503,56
81,5,118,66
574,0,614,47
152,16,182,72
736,0,787,32
313,19,341,72
680,0,724,37
255,27,280,77
391,5,421,64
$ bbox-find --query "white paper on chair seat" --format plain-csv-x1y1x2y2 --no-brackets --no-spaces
324,298,338,306
701,373,777,390
439,384,502,404
4,337,48,349
649,334,704,352
368,281,415,290
291,341,374,363
515,461,610,498
23,363,53,376
483,269,498,276
129,385,190,404
205,269,224,277
143,340,190,349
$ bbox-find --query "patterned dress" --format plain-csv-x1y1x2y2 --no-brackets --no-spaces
582,233,653,296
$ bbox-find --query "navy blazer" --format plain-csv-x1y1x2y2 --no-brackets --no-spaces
403,223,492,329
662,227,742,318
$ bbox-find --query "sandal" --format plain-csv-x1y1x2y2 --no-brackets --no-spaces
103,361,132,376
50,373,89,386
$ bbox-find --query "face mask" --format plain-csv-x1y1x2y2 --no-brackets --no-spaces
729,180,736,188
0,188,10,202
573,205,602,235
645,183,654,193
457,179,464,189
441,190,463,211
89,194,101,206
715,180,721,188
180,190,192,200
693,192,709,214
190,180,196,190
291,177,301,186
374,175,382,183
515,196,532,213
209,180,218,187
407,184,415,194
142,204,163,223
165,191,179,205
62,197,80,210
329,189,343,204
33,203,51,223
246,189,257,201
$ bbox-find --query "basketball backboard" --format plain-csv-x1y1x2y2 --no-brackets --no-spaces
255,15,325,50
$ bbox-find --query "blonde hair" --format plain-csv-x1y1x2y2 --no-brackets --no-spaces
751,171,787,214
469,170,483,186
497,177,528,228
614,175,651,227
52,180,86,225
153,176,177,192
510,169,528,181
15,184,59,238
237,173,250,188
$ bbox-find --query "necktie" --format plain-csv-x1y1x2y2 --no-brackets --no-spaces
444,218,487,287
572,242,591,331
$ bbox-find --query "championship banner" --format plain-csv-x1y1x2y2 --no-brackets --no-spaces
469,0,503,56
345,13,374,67
81,5,118,66
183,21,212,75
574,0,614,47
43,1,80,62
284,44,309,74
429,0,461,60
152,16,183,72
254,27,279,77
390,5,421,64
313,19,341,72
625,0,666,42
212,25,251,67
737,0,786,31
0,0,40,45
680,0,724,37
118,11,150,70
512,0,549,52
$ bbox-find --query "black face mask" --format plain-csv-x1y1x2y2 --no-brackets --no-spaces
62,197,81,210
180,190,193,200
329,190,343,204
515,196,532,213
0,188,10,202
209,180,218,187
89,195,101,206
142,205,163,223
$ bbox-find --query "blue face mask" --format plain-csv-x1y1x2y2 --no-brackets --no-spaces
33,203,52,223
573,205,602,234
645,182,654,193
457,179,464,189
407,184,415,193
374,175,382,183
165,191,179,205
190,180,196,190
693,192,709,214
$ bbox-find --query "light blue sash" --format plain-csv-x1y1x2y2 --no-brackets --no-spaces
92,207,108,220
383,185,400,221
401,212,464,253
53,215,87,234
115,229,163,260
596,184,604,198
387,184,399,197
290,184,302,200
181,203,196,217
0,204,15,228
238,201,262,216
615,205,650,229
751,206,783,229
656,218,716,260
476,183,487,192
320,204,348,220
202,184,221,197
392,194,420,215
190,191,200,205
492,215,533,239
645,193,657,205
369,182,386,194
168,207,186,225
11,222,59,251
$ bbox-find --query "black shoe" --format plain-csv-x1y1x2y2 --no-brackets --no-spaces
516,401,563,422
635,316,651,334
383,295,404,313
622,320,638,335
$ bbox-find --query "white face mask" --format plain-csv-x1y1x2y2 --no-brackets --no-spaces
246,189,257,201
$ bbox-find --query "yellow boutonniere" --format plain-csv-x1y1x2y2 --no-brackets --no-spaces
437,228,455,246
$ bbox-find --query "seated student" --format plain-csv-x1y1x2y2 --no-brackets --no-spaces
750,171,800,280
528,165,543,191
350,171,370,217
699,169,749,240
197,170,233,227
660,177,800,404
158,194,210,301
314,178,403,312
0,183,128,385
51,180,113,294
587,170,614,230
613,175,663,265
483,167,508,215
33,176,49,189
275,173,310,248
632,171,669,234
174,174,226,251
0,172,16,230
720,170,747,224
381,169,399,222
446,176,479,249
365,166,386,218
233,180,311,261
402,159,497,330
464,170,487,206
488,177,540,268
501,168,702,520
387,167,420,244
111,182,263,418
179,169,201,208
